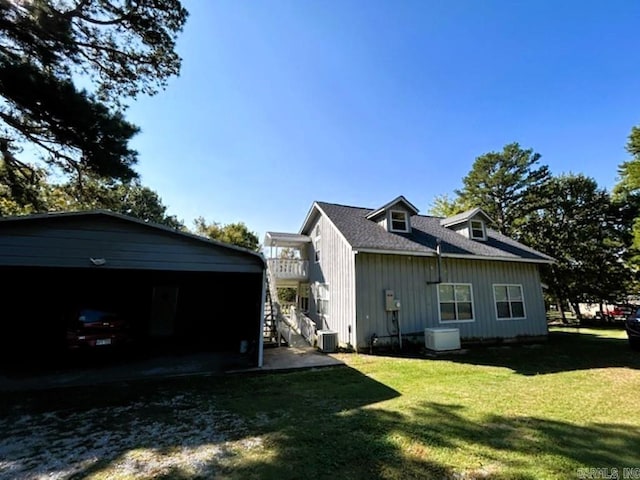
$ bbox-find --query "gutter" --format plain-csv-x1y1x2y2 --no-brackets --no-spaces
352,248,552,264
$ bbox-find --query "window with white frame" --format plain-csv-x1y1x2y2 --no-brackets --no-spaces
298,283,310,312
390,210,409,232
314,283,329,316
437,283,474,322
493,284,526,319
314,225,321,263
470,220,486,240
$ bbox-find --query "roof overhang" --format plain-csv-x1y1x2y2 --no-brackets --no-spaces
299,202,322,235
365,195,420,220
440,207,495,228
263,231,312,247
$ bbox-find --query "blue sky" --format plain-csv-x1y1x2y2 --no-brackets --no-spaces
126,0,640,240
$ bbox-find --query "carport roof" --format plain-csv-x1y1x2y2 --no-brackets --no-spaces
0,210,266,270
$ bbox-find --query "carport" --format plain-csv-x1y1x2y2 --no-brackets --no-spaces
0,210,266,370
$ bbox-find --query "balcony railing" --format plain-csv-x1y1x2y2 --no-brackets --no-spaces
267,258,309,280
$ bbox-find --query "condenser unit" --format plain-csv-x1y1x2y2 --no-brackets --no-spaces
424,328,461,351
317,330,338,353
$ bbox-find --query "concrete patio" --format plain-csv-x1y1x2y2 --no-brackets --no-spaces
0,345,345,392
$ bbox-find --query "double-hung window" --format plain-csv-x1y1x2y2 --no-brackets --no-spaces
470,220,486,240
315,283,329,316
438,283,474,322
390,210,409,232
314,225,321,263
494,284,526,320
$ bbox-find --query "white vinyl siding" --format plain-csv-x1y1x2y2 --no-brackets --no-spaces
493,284,526,320
355,255,547,349
307,211,356,346
437,283,475,323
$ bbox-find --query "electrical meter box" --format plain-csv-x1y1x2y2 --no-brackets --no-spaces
385,290,399,311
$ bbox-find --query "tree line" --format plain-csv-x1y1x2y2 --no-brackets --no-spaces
429,133,640,321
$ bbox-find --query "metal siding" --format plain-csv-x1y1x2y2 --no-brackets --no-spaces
0,217,263,273
355,253,547,348
308,213,356,347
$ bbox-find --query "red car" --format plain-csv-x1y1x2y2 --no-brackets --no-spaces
66,309,132,349
606,304,635,322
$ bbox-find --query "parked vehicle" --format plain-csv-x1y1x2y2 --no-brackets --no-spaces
66,308,132,350
607,304,635,322
625,308,640,350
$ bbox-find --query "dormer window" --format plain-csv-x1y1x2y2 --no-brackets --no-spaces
470,220,486,240
390,210,410,233
366,196,419,232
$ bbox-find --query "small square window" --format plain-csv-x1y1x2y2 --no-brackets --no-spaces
390,210,409,232
470,220,485,240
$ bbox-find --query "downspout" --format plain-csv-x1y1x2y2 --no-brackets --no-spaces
426,238,442,285
352,250,359,353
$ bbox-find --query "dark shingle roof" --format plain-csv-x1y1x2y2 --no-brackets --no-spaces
0,209,266,261
439,207,494,227
316,202,553,263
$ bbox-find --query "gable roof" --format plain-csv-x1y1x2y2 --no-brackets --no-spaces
314,202,554,264
0,209,266,263
365,195,419,220
440,207,494,228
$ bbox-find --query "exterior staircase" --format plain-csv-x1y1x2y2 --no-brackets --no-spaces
264,268,309,348
262,231,317,349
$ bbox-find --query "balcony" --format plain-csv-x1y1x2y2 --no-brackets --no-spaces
268,258,309,282
263,231,311,285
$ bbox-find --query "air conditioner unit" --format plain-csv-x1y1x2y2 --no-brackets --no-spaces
317,330,338,353
425,328,461,351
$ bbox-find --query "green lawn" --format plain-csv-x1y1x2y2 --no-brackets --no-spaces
2,326,639,479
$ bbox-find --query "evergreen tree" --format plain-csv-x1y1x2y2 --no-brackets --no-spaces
0,0,188,205
456,142,551,236
520,174,630,321
613,124,640,262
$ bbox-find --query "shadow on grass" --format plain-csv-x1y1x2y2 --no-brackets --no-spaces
3,357,639,479
414,328,640,376
196,398,640,480
0,366,399,479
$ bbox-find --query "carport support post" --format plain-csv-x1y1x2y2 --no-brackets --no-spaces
258,268,266,367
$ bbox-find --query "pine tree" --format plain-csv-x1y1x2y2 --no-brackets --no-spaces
456,142,551,237
0,0,188,207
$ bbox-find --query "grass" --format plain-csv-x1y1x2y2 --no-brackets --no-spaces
1,326,639,479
